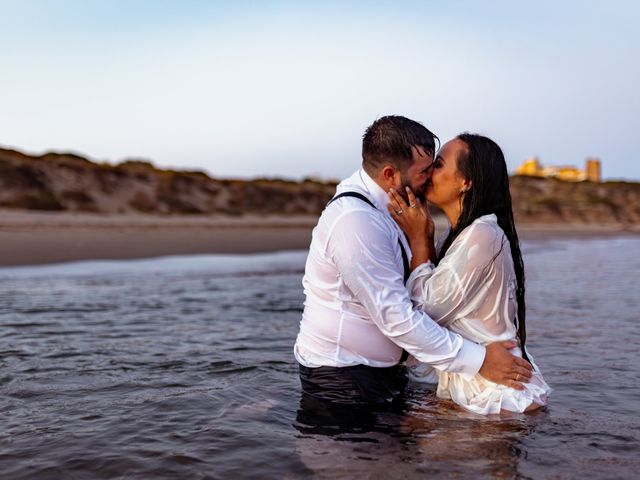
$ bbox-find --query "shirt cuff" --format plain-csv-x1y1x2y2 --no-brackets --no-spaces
446,338,486,380
406,260,435,286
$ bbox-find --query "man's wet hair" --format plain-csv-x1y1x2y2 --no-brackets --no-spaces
362,115,438,173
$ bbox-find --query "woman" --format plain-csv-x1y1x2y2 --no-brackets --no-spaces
387,133,551,415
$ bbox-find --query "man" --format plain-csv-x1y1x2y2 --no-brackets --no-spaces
294,115,532,406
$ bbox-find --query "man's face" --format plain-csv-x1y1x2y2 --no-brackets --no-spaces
398,146,434,202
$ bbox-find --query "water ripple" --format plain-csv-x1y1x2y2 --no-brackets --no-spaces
0,243,637,478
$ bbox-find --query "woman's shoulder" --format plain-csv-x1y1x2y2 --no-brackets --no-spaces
462,214,503,236
455,215,507,254
439,215,509,260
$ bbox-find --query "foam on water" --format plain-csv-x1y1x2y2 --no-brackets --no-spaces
0,250,309,278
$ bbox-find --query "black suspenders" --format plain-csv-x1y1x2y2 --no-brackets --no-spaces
327,191,411,363
327,191,411,283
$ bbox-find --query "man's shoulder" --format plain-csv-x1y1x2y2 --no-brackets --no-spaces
319,204,397,253
317,170,395,237
322,194,386,227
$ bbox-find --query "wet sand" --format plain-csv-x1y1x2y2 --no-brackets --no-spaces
0,210,317,267
1,209,638,267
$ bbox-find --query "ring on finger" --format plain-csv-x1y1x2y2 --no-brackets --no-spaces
396,209,404,215
409,204,418,208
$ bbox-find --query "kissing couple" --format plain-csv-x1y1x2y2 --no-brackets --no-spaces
294,115,551,415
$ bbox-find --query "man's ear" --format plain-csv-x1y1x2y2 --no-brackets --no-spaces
380,165,400,188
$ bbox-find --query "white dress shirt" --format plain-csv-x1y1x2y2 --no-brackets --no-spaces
294,169,485,377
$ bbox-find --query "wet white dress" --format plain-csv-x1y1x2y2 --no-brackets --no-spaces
406,214,551,415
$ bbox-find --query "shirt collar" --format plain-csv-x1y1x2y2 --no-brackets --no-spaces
358,168,390,211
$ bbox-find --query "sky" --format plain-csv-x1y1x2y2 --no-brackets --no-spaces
0,0,638,181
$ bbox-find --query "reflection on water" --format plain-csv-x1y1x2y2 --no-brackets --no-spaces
294,386,540,478
0,237,639,478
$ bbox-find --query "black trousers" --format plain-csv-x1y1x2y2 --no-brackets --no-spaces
298,363,408,407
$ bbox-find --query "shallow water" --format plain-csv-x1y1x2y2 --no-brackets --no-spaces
0,238,638,479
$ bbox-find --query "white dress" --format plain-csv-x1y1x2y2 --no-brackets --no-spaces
406,214,551,415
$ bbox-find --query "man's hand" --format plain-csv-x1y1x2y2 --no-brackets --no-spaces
478,341,533,390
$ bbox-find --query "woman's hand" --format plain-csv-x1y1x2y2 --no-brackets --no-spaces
387,187,433,241
387,187,436,268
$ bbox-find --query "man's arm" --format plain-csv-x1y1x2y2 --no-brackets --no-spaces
328,210,483,376
328,210,531,388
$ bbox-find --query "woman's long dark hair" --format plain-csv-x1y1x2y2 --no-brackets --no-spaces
437,133,530,363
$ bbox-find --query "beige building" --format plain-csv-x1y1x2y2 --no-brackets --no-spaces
515,157,601,182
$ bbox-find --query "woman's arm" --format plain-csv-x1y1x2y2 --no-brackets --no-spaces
398,215,505,327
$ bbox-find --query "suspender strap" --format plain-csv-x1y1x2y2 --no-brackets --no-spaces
328,191,376,208
398,240,410,285
328,192,411,283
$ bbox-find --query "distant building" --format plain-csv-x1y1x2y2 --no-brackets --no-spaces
585,158,601,182
515,156,601,182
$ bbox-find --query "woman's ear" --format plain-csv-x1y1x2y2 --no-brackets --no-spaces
461,180,472,194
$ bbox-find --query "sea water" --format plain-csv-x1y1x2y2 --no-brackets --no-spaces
0,237,638,478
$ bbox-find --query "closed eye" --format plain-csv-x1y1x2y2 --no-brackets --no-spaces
422,157,440,174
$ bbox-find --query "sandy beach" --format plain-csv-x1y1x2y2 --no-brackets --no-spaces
1,209,638,267
0,210,319,267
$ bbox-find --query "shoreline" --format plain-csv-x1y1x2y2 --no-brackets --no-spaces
1,209,638,267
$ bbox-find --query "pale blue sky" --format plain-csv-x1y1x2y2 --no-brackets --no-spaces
1,0,638,180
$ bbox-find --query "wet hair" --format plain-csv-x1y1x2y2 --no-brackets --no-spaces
437,133,530,363
362,115,438,174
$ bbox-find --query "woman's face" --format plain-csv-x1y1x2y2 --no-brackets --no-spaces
425,138,469,209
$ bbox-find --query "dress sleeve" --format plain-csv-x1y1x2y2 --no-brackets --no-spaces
327,209,485,375
406,221,507,327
